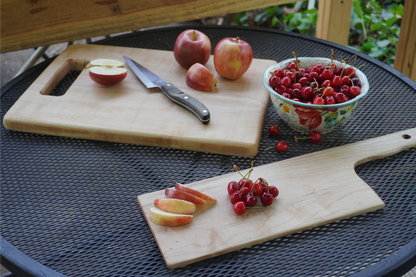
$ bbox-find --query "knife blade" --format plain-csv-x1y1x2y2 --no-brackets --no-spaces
123,56,210,124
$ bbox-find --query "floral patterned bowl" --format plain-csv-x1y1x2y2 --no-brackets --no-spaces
263,57,369,134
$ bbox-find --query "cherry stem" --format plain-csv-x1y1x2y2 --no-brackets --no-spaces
294,135,310,143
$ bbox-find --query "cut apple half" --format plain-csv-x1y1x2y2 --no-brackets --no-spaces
165,188,207,205
88,59,127,86
149,207,193,227
175,183,217,204
154,198,196,215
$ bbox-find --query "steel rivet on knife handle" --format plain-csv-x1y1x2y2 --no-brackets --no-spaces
160,83,210,124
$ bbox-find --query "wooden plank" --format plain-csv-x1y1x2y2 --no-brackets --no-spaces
0,0,295,53
316,0,353,46
394,0,416,82
137,128,416,269
3,44,275,157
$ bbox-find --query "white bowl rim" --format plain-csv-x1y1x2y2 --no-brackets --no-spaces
263,57,370,108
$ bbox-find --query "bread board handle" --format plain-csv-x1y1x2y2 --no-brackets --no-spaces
40,59,90,95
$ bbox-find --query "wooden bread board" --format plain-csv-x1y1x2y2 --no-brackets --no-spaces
3,44,275,157
137,128,416,269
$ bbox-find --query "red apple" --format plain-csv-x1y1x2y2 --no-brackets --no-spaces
175,183,217,203
165,188,207,205
88,59,127,86
149,207,193,227
154,198,196,215
174,29,211,69
214,37,253,80
186,63,217,92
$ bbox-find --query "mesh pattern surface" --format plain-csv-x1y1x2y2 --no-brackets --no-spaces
1,26,415,277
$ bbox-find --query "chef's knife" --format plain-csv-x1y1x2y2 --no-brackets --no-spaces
123,56,210,124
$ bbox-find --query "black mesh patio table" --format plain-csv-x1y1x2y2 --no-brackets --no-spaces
1,26,415,277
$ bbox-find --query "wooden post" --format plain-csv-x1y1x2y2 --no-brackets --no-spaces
394,0,416,82
316,0,353,46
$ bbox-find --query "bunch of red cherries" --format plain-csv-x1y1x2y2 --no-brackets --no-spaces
269,52,363,105
227,164,279,215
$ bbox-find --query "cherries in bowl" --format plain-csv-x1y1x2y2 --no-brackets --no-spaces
263,57,369,134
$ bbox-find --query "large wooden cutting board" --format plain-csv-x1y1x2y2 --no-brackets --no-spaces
137,128,416,269
3,44,275,157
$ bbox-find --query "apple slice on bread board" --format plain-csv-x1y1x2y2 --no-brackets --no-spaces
137,128,416,269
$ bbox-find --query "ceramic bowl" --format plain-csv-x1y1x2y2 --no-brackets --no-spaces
263,57,369,134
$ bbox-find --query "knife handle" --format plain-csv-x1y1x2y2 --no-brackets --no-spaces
160,83,210,124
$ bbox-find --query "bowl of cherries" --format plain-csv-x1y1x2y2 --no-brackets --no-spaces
263,54,369,134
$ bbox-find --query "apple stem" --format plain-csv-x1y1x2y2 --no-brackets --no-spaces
192,30,197,41
235,37,240,43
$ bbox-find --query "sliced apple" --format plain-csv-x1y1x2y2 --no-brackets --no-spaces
165,188,207,205
149,207,193,227
88,59,127,86
175,182,217,204
154,198,196,215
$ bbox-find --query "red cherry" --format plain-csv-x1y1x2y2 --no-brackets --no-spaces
268,125,280,136
322,86,335,97
292,83,302,90
332,75,342,87
244,194,257,207
292,88,302,99
269,76,281,88
298,77,309,87
281,77,292,87
234,201,246,214
301,86,314,100
335,92,349,103
276,85,286,94
321,68,334,80
282,92,291,99
230,191,243,204
313,97,325,105
287,62,299,71
307,71,319,82
261,192,274,206
321,80,332,88
241,186,251,197
275,141,288,152
269,186,279,197
349,86,361,97
285,71,296,81
344,67,356,78
309,131,322,143
238,178,252,189
274,69,285,78
341,76,351,85
253,182,263,196
227,181,238,196
325,95,336,105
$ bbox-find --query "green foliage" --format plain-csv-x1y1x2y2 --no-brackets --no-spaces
233,0,404,67
234,2,317,37
349,0,404,66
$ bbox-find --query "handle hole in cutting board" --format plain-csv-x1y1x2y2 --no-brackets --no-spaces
403,134,411,139
40,59,90,96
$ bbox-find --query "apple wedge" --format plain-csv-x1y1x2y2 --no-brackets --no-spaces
149,207,193,227
175,183,217,204
165,188,207,205
154,199,196,215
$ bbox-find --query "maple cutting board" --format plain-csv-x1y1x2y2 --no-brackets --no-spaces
3,44,275,157
137,128,416,269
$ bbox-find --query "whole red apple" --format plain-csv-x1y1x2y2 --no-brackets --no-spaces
214,37,253,80
174,29,211,69
186,63,217,92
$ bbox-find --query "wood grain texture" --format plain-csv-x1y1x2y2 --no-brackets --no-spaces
137,128,416,269
3,44,275,157
0,0,295,53
316,0,353,46
394,0,416,82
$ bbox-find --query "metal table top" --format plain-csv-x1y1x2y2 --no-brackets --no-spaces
1,25,415,277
